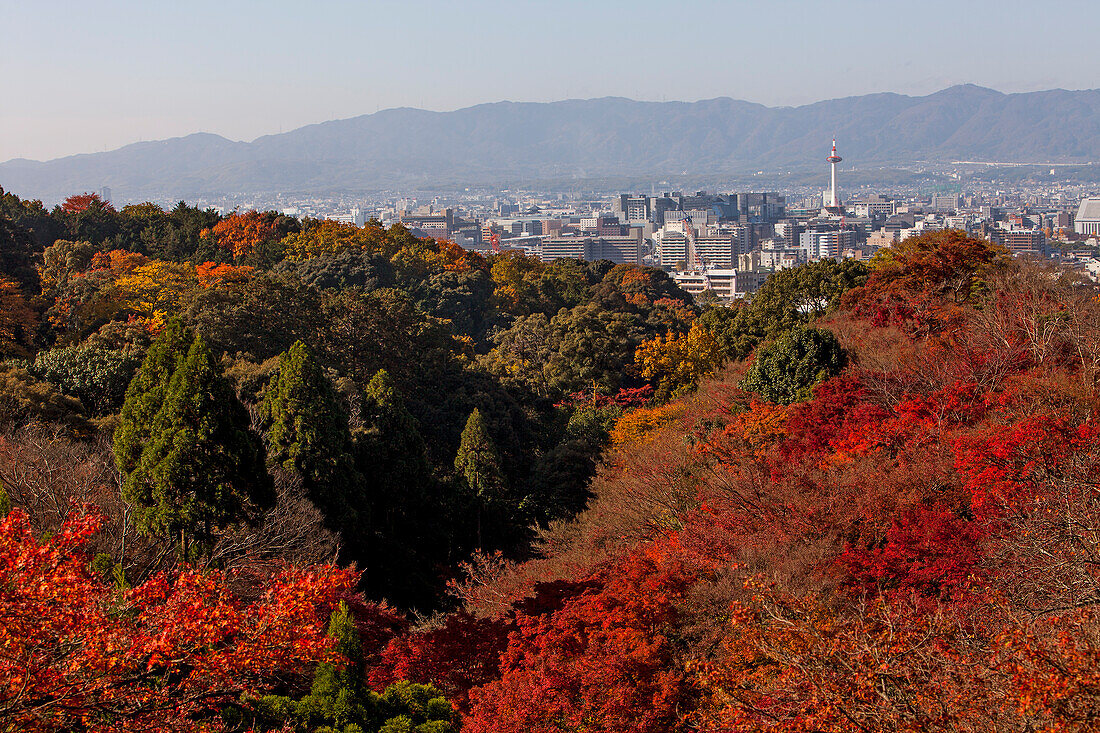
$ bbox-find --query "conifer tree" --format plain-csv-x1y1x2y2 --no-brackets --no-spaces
295,601,368,728
256,601,457,733
113,318,193,475
118,334,272,557
260,340,361,530
356,369,435,603
454,408,506,548
358,369,430,490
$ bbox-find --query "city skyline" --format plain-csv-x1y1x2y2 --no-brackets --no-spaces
3,0,1099,161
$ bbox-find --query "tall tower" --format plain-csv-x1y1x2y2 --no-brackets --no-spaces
826,139,842,208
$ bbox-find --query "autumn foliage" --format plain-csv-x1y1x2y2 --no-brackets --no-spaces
363,231,1100,732
0,506,356,732
6,190,1100,732
204,210,277,260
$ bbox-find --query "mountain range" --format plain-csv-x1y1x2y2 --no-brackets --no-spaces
3,84,1100,203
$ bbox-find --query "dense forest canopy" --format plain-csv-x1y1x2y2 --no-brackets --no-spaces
2,188,1099,732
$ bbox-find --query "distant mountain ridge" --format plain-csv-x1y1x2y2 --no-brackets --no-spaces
4,85,1100,202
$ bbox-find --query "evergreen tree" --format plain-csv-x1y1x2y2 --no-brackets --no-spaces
295,601,368,729
256,601,457,733
260,340,361,530
358,369,430,490
454,408,506,549
113,318,193,476
356,370,436,605
741,326,848,405
119,334,272,557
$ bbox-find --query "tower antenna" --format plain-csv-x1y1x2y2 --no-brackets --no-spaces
826,138,843,208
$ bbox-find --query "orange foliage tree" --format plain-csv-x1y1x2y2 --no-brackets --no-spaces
60,193,112,214
0,276,37,357
203,210,277,260
0,507,357,732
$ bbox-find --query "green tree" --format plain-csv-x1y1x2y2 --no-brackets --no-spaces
699,259,868,361
113,318,195,476
256,602,457,733
356,369,437,605
0,213,42,290
117,333,272,557
454,408,506,549
740,326,849,405
32,345,138,415
0,364,90,433
260,340,361,531
294,601,368,730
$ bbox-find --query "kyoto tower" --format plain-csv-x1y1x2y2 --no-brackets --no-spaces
825,138,843,208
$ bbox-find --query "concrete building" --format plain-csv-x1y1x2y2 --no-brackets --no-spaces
400,208,454,238
540,235,587,261
586,232,643,265
943,215,970,231
993,226,1046,256
654,228,689,268
1075,197,1100,236
774,221,805,249
671,268,770,301
852,195,896,218
328,207,367,226
867,229,899,251
741,249,804,270
540,230,642,265
799,228,856,260
931,195,962,213
693,234,736,269
613,194,650,222
732,192,787,222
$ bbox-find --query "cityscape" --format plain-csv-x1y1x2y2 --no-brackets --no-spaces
112,136,1100,302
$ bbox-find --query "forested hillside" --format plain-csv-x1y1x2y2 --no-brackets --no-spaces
2,188,1098,732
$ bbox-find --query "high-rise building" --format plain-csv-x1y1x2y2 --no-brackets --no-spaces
693,234,736,269
540,236,587,261
539,230,642,265
654,228,689,268
732,192,786,222
800,228,855,260
613,194,650,222
992,227,1046,255
852,195,896,218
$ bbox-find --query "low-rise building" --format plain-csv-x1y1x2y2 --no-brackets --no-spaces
671,268,770,301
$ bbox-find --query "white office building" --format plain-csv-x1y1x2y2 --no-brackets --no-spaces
1075,197,1100,236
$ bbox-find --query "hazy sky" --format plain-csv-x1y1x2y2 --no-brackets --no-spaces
3,0,1098,162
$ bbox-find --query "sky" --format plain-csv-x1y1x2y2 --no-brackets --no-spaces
2,0,1099,162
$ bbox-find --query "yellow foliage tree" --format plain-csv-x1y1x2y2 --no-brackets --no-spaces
280,220,390,261
608,402,686,449
114,261,200,322
634,321,726,399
